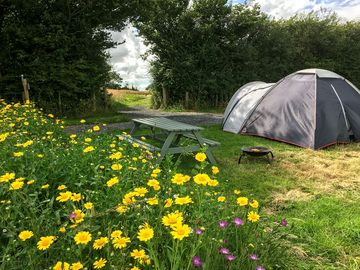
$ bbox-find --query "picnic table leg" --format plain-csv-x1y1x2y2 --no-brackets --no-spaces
157,132,176,164
130,122,141,136
192,131,217,164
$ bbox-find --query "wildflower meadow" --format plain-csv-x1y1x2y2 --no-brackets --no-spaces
0,99,288,270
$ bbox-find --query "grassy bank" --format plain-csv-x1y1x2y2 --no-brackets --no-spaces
195,126,360,269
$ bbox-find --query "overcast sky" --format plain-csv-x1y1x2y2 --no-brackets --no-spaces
108,0,360,90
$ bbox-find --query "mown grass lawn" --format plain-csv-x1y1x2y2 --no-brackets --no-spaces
194,125,360,270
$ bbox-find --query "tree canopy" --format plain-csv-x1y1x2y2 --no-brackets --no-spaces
0,0,138,115
135,0,360,109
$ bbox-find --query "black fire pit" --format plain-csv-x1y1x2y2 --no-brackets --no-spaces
238,146,274,164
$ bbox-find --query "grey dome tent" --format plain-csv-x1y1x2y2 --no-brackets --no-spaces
222,68,360,149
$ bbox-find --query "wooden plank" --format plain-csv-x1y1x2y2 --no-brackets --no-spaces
133,117,203,132
182,133,220,146
118,135,161,152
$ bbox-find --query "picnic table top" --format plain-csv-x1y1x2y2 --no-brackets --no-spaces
133,117,204,132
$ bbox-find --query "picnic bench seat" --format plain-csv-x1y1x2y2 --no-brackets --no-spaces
182,133,220,147
117,135,161,152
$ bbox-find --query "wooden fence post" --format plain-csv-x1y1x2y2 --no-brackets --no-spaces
21,75,30,102
185,91,189,109
162,84,168,108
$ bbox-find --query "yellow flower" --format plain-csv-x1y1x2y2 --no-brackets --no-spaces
0,172,15,183
152,168,161,174
111,230,123,239
41,184,50,189
131,249,146,260
74,231,92,245
93,258,107,269
109,152,122,160
107,176,119,187
234,189,241,195
18,230,34,241
147,179,160,189
170,223,191,240
83,146,95,153
116,205,127,214
9,181,24,190
37,236,56,250
48,114,54,118
217,196,226,202
134,187,148,197
53,262,70,270
193,173,210,186
71,193,82,202
195,152,207,162
111,163,122,171
71,209,85,224
207,179,219,187
112,236,131,249
59,227,66,233
237,197,248,206
70,262,83,270
56,191,72,202
175,196,193,205
46,131,54,135
92,125,100,132
130,267,140,270
93,237,109,250
171,173,191,185
137,223,154,242
13,152,24,157
247,211,260,222
84,202,93,209
211,166,219,175
132,143,139,148
147,197,159,205
84,137,92,143
164,198,173,208
37,154,44,158
162,211,183,227
57,185,67,190
249,200,259,209
26,179,34,185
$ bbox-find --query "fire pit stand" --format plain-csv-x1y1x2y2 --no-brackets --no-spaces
238,146,274,164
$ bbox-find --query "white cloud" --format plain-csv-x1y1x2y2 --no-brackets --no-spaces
108,26,151,90
251,0,360,21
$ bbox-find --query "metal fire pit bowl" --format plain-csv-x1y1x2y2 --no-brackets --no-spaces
238,146,274,164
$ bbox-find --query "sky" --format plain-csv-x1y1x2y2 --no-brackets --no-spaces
108,0,360,90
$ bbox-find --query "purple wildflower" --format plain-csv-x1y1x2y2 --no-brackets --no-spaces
280,218,288,227
195,228,204,235
218,220,229,229
256,266,266,270
225,254,236,261
192,256,203,268
219,247,231,255
234,217,244,227
68,213,76,219
249,253,259,260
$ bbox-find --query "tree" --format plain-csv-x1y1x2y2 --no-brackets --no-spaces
0,0,138,115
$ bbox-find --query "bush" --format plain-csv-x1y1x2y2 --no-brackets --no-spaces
0,98,288,270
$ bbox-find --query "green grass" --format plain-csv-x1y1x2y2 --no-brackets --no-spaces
175,125,360,269
112,93,152,109
62,111,130,126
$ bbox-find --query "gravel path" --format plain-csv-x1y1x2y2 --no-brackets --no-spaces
64,107,223,134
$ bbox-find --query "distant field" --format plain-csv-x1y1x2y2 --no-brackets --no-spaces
108,89,152,109
107,88,150,96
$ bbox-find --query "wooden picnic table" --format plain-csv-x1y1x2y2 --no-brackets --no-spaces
125,117,219,164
